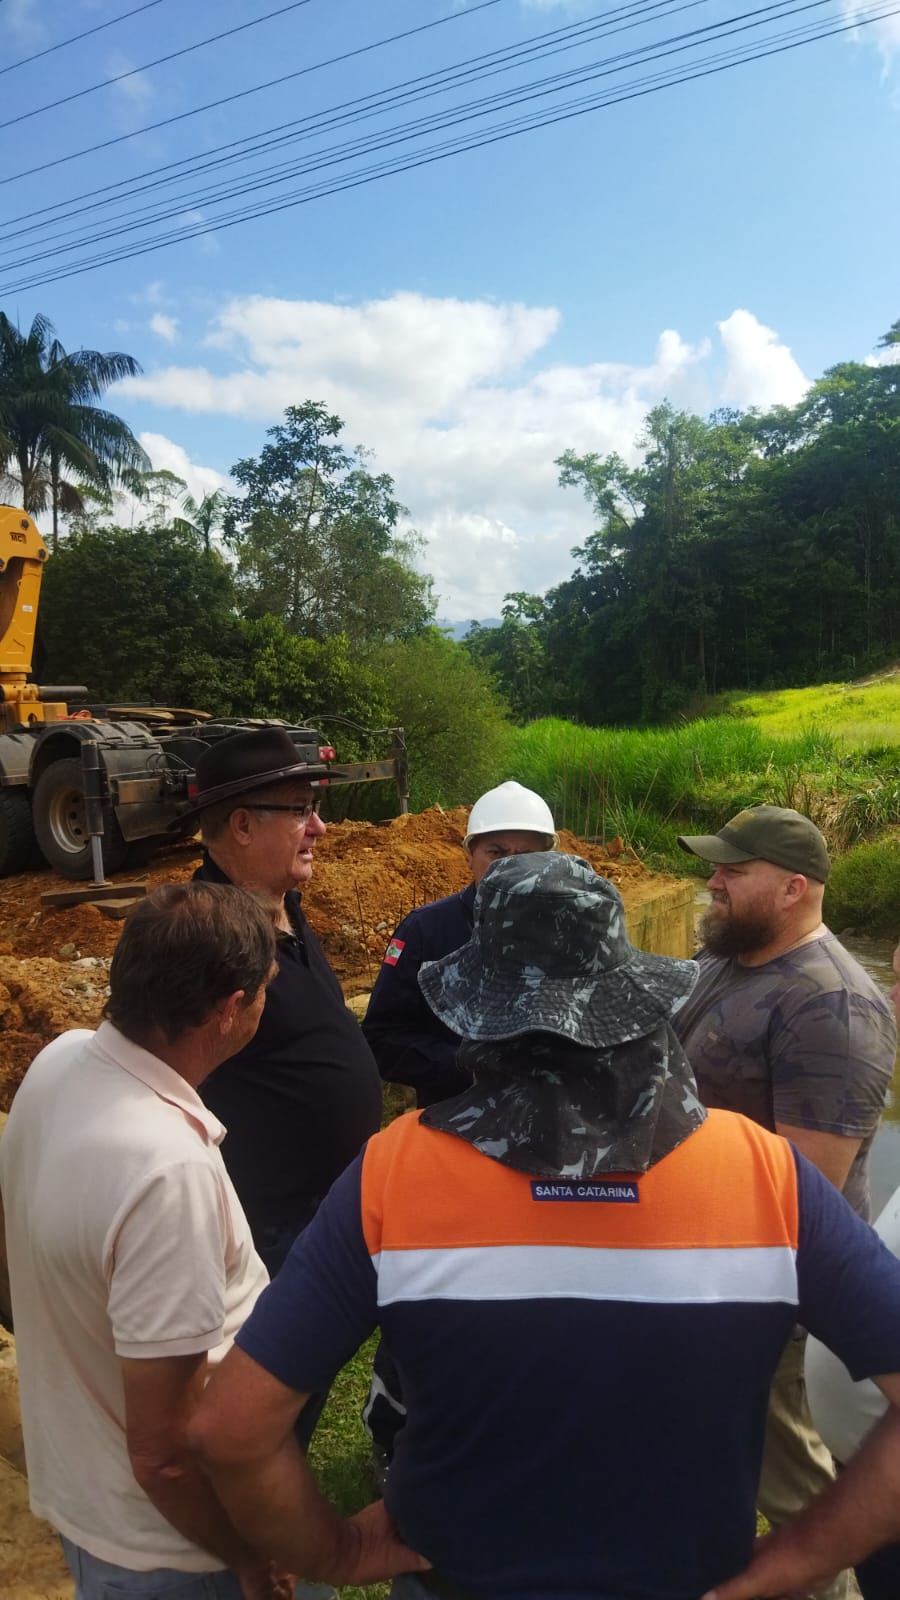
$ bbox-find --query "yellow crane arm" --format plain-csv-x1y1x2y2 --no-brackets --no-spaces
0,506,69,729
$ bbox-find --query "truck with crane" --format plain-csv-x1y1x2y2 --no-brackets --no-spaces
0,505,408,879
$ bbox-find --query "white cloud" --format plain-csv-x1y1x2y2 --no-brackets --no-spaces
867,343,900,367
149,313,179,343
718,309,809,410
104,51,154,130
131,281,169,308
200,292,560,414
182,211,221,257
0,0,43,47
139,433,230,505
838,0,900,62
101,435,229,533
119,294,801,618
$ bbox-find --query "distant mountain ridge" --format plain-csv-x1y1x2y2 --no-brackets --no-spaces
438,616,502,641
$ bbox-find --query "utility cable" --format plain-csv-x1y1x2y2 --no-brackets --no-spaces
0,0,317,131
2,0,893,294
2,0,677,227
0,0,171,78
0,0,512,187
2,0,816,270
1,0,674,228
0,0,867,275
0,0,851,268
0,0,717,246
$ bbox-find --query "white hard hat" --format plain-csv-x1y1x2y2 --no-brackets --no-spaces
464,781,558,849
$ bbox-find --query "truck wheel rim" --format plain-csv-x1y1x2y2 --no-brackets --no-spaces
46,785,88,853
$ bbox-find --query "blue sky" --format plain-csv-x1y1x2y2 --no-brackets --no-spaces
1,0,898,617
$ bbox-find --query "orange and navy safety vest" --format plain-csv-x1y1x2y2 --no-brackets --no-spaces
239,1105,900,1600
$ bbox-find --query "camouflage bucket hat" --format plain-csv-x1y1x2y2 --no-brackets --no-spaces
418,853,698,1048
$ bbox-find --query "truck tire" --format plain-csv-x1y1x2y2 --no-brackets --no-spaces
0,788,38,877
32,758,128,879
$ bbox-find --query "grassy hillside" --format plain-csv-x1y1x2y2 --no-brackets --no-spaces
707,668,900,748
499,676,899,925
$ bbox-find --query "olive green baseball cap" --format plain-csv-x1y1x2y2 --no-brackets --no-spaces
678,805,831,882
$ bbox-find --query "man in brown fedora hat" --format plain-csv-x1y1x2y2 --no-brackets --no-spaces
676,804,896,1600
189,728,382,1446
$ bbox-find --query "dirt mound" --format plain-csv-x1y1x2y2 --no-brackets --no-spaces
0,808,672,1105
0,958,110,1113
311,808,665,989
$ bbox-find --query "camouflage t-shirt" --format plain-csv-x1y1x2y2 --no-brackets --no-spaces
675,932,897,1219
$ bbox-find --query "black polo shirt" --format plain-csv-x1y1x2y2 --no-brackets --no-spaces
194,853,382,1236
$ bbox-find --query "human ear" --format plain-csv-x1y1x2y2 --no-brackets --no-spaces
219,990,246,1034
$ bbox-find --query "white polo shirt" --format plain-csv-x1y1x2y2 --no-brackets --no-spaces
0,1021,269,1572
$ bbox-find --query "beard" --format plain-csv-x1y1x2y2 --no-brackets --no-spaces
700,899,781,959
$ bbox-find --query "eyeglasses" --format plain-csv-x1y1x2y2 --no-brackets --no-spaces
243,800,322,821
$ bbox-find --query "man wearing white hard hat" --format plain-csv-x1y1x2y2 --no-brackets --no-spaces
361,781,556,1476
363,781,558,1107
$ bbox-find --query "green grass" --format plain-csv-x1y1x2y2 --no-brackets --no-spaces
824,836,900,934
708,670,900,748
503,715,841,850
307,1334,388,1600
500,674,899,884
305,1084,414,1598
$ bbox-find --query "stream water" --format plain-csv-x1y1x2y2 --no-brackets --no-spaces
843,932,900,1215
691,892,900,1214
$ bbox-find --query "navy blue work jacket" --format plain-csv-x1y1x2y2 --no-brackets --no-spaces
362,882,476,1107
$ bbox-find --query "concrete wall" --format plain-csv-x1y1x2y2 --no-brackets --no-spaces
624,878,696,961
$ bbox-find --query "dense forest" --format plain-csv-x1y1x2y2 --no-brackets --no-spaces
466,324,900,724
27,399,508,811
2,311,899,806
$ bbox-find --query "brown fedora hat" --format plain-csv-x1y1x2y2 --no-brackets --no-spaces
188,727,346,810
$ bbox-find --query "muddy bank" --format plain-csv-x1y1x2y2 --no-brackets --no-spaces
0,808,685,1109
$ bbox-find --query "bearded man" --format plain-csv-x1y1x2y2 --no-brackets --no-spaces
675,804,897,1600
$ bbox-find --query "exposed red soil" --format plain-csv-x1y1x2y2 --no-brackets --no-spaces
0,807,675,1111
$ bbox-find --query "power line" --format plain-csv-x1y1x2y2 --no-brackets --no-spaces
7,0,818,270
0,0,860,276
2,0,893,294
0,0,317,132
0,0,711,242
0,0,512,186
0,0,852,268
0,0,171,78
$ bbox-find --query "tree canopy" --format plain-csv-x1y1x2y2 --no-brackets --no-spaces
224,401,434,642
0,312,148,548
33,398,503,812
40,522,244,712
466,333,900,724
15,311,900,825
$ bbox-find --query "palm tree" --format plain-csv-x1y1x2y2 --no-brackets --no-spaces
174,486,228,551
0,312,150,548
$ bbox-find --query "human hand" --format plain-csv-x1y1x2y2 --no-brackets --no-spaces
265,1562,295,1600
700,1533,820,1600
333,1498,432,1585
702,1581,808,1600
236,1558,294,1600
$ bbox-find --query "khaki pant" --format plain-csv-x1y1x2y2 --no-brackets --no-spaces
758,1335,861,1600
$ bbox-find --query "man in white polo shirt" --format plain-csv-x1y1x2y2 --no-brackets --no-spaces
0,881,282,1600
